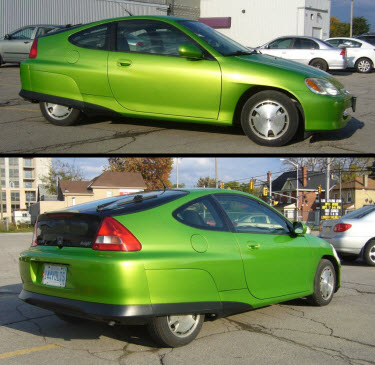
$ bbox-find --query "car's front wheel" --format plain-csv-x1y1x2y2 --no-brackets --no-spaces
363,241,375,266
240,91,300,147
307,259,336,306
39,102,81,126
355,57,373,73
148,314,204,347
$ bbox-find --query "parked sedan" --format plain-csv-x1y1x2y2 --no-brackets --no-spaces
320,205,375,265
257,36,347,72
19,16,355,147
325,37,375,73
0,24,63,65
354,33,375,46
19,189,340,347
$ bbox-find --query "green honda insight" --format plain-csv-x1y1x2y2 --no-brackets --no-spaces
19,189,340,347
19,16,356,147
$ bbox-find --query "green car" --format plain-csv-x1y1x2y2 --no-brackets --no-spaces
19,16,355,147
19,189,340,347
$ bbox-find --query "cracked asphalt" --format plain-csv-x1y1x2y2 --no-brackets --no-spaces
1,233,374,365
0,65,374,154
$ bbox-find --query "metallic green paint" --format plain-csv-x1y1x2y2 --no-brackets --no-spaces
19,16,354,135
19,189,340,317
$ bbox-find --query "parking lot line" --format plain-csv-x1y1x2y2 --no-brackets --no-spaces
0,344,59,359
1,107,39,112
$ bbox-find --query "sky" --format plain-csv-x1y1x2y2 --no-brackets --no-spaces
331,0,375,31
56,157,288,188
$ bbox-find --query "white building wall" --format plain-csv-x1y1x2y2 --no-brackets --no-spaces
0,0,169,37
200,0,330,47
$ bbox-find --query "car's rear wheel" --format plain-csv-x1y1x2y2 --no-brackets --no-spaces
309,58,328,72
355,57,373,73
39,102,81,126
363,241,375,266
240,91,299,147
307,259,336,306
148,314,204,347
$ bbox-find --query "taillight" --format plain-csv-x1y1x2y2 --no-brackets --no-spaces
333,223,352,232
93,217,141,251
340,48,346,57
135,42,144,47
29,38,38,59
31,223,38,246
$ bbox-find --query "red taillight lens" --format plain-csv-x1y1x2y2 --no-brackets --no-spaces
29,38,38,59
93,217,141,252
333,223,352,232
31,223,38,246
340,48,346,56
135,42,144,47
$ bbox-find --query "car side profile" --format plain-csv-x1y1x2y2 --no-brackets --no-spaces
325,37,375,73
19,189,340,347
19,16,355,147
257,36,347,72
320,205,375,265
0,24,62,65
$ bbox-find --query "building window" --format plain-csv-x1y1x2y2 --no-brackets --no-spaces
25,191,36,202
9,158,19,166
24,170,33,179
347,192,352,203
0,158,4,166
287,194,291,203
24,158,32,167
9,168,19,178
72,197,76,206
11,192,20,202
24,181,33,188
11,204,20,212
9,181,19,188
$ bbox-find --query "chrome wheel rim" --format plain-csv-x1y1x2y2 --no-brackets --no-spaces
369,245,375,263
167,314,201,338
358,60,371,73
248,100,289,140
320,267,334,300
45,103,73,120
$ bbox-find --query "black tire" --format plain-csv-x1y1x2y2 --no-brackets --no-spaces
307,259,336,306
55,312,87,324
39,101,81,126
363,241,375,266
148,314,204,347
240,90,300,147
355,57,373,73
0,54,3,66
309,58,328,72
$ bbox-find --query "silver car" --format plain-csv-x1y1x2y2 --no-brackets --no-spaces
320,205,375,266
257,36,347,72
0,24,62,65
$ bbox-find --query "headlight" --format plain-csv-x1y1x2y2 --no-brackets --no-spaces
330,244,341,265
305,78,340,96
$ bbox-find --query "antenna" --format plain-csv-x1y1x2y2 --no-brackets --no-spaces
157,176,169,192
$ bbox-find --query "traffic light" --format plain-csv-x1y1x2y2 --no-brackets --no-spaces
249,180,254,191
318,185,322,194
263,186,268,196
220,181,224,189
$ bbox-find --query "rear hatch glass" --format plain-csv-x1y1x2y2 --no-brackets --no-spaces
36,213,101,248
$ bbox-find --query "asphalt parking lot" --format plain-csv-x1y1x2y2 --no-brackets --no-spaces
0,65,374,154
1,233,374,365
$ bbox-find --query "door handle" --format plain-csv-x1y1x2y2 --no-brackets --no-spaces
247,243,260,249
117,59,132,67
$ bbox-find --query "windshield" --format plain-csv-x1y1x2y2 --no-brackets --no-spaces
179,20,251,56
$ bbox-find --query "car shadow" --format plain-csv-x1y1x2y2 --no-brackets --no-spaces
330,70,355,77
0,63,20,68
308,117,364,144
0,282,160,348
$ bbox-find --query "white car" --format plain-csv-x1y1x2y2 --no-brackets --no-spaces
256,36,347,72
325,37,375,73
319,205,375,266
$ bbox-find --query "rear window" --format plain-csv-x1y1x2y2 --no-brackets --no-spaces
343,205,375,219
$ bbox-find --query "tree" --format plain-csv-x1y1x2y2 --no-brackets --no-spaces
330,16,370,37
105,158,173,190
41,160,85,194
196,176,216,188
353,16,370,36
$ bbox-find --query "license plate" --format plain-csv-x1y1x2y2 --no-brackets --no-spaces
42,264,67,287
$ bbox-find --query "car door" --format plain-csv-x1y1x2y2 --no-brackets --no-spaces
214,194,313,300
291,38,320,65
107,19,222,119
261,37,294,60
3,26,36,62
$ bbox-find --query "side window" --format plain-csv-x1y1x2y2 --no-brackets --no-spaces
294,38,319,49
11,27,35,40
69,24,109,50
327,39,339,47
268,38,292,49
174,197,225,230
344,40,361,48
116,20,197,56
214,195,290,235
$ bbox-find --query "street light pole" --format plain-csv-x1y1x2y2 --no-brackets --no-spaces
215,158,218,188
176,158,179,188
350,0,354,38
280,159,299,221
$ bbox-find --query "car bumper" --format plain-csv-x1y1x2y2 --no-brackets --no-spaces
321,235,363,255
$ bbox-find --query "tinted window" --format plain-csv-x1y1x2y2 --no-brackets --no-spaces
215,194,290,234
268,38,293,49
174,197,225,230
11,27,34,40
341,39,362,48
69,24,109,50
293,38,319,49
116,20,197,56
326,39,340,47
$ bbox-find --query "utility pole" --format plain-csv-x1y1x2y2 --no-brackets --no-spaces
326,158,331,201
215,158,218,188
267,171,272,206
176,158,179,188
339,163,343,217
0,165,3,221
350,0,354,37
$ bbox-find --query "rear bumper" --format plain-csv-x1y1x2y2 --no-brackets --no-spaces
321,235,363,255
19,290,252,324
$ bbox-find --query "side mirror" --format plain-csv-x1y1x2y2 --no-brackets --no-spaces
4,34,11,40
293,221,307,235
179,44,204,60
